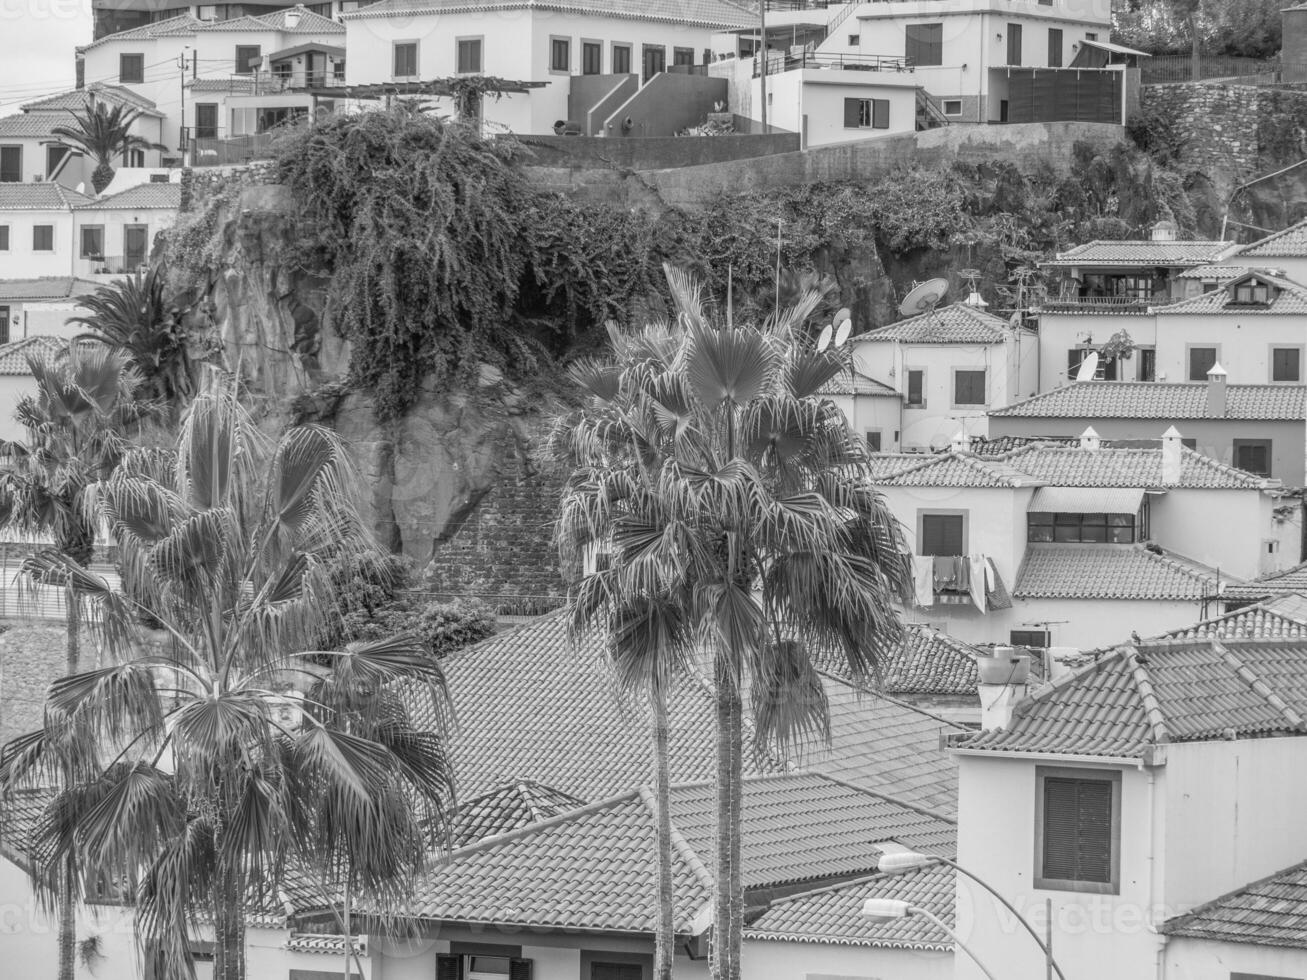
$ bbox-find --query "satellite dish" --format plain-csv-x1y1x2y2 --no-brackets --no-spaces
833,307,851,328
899,278,950,317
1075,351,1100,382
834,319,852,348
816,324,833,352
75,182,86,194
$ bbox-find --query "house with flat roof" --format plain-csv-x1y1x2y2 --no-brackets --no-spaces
950,636,1307,980
852,301,1038,451
870,429,1294,648
988,374,1307,482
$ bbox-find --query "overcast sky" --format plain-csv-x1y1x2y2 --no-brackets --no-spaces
0,0,93,115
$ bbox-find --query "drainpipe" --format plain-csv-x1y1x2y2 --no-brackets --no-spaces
1144,765,1166,980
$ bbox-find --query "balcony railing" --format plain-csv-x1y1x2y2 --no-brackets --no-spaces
203,71,346,95
1038,294,1158,313
78,255,147,276
754,50,914,78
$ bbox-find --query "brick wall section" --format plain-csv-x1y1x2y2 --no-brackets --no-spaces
0,623,67,747
421,462,567,611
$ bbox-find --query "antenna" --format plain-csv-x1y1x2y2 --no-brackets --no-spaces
899,278,949,319
960,268,988,308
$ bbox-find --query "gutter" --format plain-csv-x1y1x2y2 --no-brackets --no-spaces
949,745,1166,768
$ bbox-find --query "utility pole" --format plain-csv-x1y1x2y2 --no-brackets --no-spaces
177,45,193,165
759,0,768,132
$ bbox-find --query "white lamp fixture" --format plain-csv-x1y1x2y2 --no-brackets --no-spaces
860,898,910,920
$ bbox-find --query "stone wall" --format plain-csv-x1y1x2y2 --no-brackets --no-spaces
0,623,65,747
516,132,799,170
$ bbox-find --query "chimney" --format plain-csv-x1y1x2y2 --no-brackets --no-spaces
1079,425,1101,451
1161,425,1184,484
976,645,1031,730
1151,219,1178,242
950,427,971,453
1205,362,1227,417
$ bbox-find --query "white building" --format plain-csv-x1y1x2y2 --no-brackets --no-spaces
1223,214,1307,284
0,184,94,279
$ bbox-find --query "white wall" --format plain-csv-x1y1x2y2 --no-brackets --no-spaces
1154,311,1307,385
826,393,904,452
0,209,75,278
71,205,178,277
742,939,953,980
1149,489,1292,581
757,69,917,146
1037,311,1156,390
1166,937,1307,980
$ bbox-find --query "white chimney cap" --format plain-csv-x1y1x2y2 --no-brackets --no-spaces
1080,425,1099,439
1207,362,1227,378
1162,424,1183,438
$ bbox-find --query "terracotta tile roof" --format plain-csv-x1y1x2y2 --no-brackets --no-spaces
1153,273,1307,315
998,445,1277,490
1013,544,1223,601
255,7,345,32
391,774,954,933
815,370,900,397
871,452,1044,489
0,279,101,302
85,8,342,48
0,114,70,138
0,336,65,374
748,864,956,950
407,612,964,812
958,637,1307,757
816,624,982,697
341,0,755,28
1041,239,1234,268
866,453,927,479
1177,264,1266,282
967,434,1079,454
989,381,1306,421
1144,595,1307,643
1239,218,1307,258
450,780,586,848
21,83,159,115
1222,561,1307,602
1163,860,1307,948
860,303,1016,344
0,183,95,210
77,182,181,210
84,13,202,46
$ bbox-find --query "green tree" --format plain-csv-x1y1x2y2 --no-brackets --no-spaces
551,269,913,979
52,99,168,194
0,372,454,980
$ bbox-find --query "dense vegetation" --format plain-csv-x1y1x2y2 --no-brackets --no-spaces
1113,0,1284,59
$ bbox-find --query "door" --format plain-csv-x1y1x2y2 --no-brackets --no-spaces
124,225,148,268
642,44,665,82
195,103,218,140
0,307,9,345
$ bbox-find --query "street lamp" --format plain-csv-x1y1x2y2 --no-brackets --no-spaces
860,897,998,980
878,850,1068,980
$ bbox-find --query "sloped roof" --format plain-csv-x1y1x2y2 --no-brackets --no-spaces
866,453,927,479
815,370,900,397
1239,217,1307,258
748,863,955,950
999,445,1277,490
0,279,101,302
0,336,65,374
958,638,1307,758
1153,272,1307,315
1163,860,1307,948
860,304,1015,344
77,182,181,210
268,42,346,60
256,7,345,32
989,382,1306,421
1222,561,1307,602
406,612,965,812
0,114,71,138
1041,239,1234,269
0,183,95,210
450,780,586,848
21,83,159,115
390,774,955,933
341,0,755,29
1013,544,1223,601
84,7,342,48
1177,264,1266,282
1150,594,1307,642
871,452,1044,489
881,625,982,696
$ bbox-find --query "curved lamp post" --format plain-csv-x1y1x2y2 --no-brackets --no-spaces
878,851,1069,980
860,898,998,980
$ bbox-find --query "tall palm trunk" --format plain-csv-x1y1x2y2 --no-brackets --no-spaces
652,686,674,980
212,862,246,980
711,648,743,980
57,593,80,980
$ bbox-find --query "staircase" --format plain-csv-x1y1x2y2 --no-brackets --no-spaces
915,89,950,130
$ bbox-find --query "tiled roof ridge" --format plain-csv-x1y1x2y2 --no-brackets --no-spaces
1124,647,1171,745
1003,647,1128,726
817,671,969,733
881,451,1036,487
637,785,716,893
1161,857,1307,936
1248,558,1307,586
803,770,959,826
1177,445,1278,488
1239,217,1307,257
1214,640,1307,733
442,787,644,858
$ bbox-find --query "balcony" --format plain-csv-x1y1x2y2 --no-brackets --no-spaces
198,71,346,96
753,50,914,78
1037,294,1157,314
78,255,147,277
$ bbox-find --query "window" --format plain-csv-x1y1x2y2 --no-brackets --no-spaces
1028,512,1136,544
393,41,418,78
582,41,602,75
194,103,218,140
612,43,632,75
592,965,643,980
906,369,924,406
865,431,882,452
1067,348,1116,381
339,0,360,10
1233,280,1271,304
80,225,104,259
0,225,8,250
1035,767,1121,893
843,98,889,129
435,951,534,979
333,59,346,80
1137,347,1156,382
1007,23,1023,66
920,513,964,557
0,307,8,345
196,3,217,18
953,369,986,406
149,173,169,182
847,34,859,46
1273,347,1301,382
46,145,69,177
119,53,144,83
943,99,962,115
272,60,292,80
551,36,571,73
1048,28,1063,67
582,952,650,980
33,225,53,252
0,146,19,182
1011,629,1050,649
673,47,695,67
1086,32,1098,41
1188,346,1218,380
456,37,482,74
1234,439,1272,478
905,23,943,66
642,44,665,81
234,44,261,74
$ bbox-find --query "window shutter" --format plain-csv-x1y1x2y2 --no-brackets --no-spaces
436,954,464,980
1074,779,1113,881
921,514,963,557
872,98,890,129
1041,778,1080,880
843,98,861,128
907,369,923,404
929,25,942,66
509,958,534,980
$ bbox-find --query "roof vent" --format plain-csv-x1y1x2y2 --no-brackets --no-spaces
1079,426,1101,451
1151,219,1178,242
1161,426,1184,483
1205,363,1227,418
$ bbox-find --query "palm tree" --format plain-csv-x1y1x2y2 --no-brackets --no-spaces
52,98,168,194
551,270,913,980
68,267,197,410
0,371,454,980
